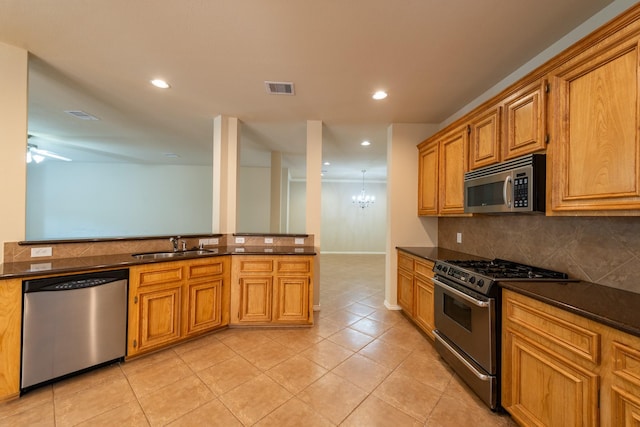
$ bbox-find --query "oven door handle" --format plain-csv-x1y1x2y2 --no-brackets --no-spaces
434,332,491,381
433,278,490,308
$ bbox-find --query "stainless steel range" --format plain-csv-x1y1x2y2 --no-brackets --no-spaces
432,258,569,410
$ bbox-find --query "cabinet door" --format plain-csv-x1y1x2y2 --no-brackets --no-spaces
418,140,439,215
469,106,501,170
237,277,273,323
503,79,547,160
414,277,434,339
397,268,414,315
549,38,640,213
185,278,223,335
439,127,468,215
607,341,640,426
503,329,599,427
273,276,310,323
137,286,182,353
0,279,21,399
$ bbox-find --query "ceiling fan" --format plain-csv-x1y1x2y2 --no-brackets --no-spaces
26,135,71,163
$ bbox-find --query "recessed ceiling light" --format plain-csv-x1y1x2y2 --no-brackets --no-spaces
372,90,387,100
361,141,371,146
324,161,331,166
151,79,170,89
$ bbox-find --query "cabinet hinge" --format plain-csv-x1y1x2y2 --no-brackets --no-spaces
466,124,471,135
544,134,550,144
545,82,550,93
134,296,138,304
133,339,137,348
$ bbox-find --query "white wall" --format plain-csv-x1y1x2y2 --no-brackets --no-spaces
237,166,271,232
288,181,306,234
0,42,28,260
385,123,439,309
321,180,386,253
26,163,213,239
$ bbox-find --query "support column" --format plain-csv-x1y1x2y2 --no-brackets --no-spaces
0,43,28,263
306,120,322,309
212,115,239,234
270,151,282,233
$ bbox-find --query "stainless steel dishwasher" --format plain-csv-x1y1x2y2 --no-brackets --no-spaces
21,269,128,391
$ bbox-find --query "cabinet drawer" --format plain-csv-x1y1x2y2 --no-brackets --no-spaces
612,341,640,389
398,253,414,271
276,259,311,274
504,291,600,364
238,259,274,273
136,264,183,287
186,258,225,279
414,260,434,279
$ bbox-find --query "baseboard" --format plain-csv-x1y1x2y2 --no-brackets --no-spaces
313,304,321,311
384,300,402,310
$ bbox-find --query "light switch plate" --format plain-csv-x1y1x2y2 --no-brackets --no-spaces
294,238,305,245
264,237,274,244
235,237,245,244
210,238,219,245
456,232,462,244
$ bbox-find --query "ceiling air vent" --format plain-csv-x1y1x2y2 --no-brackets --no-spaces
64,110,99,120
265,81,295,95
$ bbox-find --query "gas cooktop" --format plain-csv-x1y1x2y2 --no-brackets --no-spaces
433,258,571,295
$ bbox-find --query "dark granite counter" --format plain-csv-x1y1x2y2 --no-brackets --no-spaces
500,280,640,338
397,246,640,338
0,246,317,280
396,246,488,262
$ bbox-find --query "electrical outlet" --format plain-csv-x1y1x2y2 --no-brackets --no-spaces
294,238,305,245
31,247,52,257
456,232,462,244
235,237,245,244
264,237,274,244
210,238,219,245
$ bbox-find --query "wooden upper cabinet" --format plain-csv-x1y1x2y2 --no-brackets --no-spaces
418,139,439,215
439,126,468,215
469,105,501,170
548,37,640,213
503,79,547,160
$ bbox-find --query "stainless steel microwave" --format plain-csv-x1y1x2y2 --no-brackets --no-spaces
464,154,546,214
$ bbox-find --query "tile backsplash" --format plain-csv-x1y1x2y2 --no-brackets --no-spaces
439,216,640,294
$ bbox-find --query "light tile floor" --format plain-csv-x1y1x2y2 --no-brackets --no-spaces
0,254,517,426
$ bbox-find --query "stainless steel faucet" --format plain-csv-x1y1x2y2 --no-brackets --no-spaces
169,236,181,252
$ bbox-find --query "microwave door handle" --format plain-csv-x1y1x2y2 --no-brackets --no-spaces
503,176,512,208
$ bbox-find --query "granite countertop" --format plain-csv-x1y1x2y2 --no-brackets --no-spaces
0,246,317,279
396,246,640,339
499,280,640,338
396,246,488,263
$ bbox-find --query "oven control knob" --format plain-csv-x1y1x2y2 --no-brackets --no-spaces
468,276,476,284
436,265,442,271
477,279,485,288
441,267,448,274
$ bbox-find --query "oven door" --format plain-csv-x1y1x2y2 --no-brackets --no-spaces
433,276,496,374
433,276,498,409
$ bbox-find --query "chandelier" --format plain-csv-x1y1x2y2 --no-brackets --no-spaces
352,169,375,209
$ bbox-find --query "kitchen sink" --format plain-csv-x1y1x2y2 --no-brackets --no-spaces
132,250,213,260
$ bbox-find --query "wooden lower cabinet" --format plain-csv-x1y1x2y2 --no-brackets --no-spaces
414,276,435,339
396,251,435,339
502,289,640,426
0,279,22,401
128,257,229,357
230,255,314,326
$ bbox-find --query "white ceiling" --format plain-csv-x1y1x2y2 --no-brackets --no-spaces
0,0,616,180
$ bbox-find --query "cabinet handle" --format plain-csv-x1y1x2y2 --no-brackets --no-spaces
133,339,137,348
134,296,138,304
